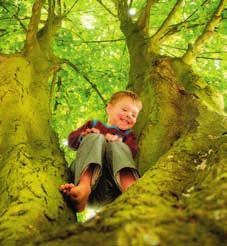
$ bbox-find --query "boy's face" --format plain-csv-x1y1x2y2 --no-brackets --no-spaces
106,96,141,130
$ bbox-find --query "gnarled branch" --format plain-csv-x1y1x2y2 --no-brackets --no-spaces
149,0,183,50
37,0,62,50
114,0,133,33
24,0,45,51
136,0,157,35
182,0,226,65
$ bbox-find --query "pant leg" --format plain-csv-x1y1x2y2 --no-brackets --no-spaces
70,133,106,188
105,141,140,190
89,160,121,203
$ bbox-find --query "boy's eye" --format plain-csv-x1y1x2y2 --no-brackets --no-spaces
122,108,127,112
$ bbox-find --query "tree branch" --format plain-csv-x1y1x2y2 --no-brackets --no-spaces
57,0,62,16
47,0,55,21
115,0,133,33
62,0,80,18
136,0,157,34
196,56,222,60
162,44,227,55
183,0,210,23
49,69,58,112
161,20,206,39
1,4,27,32
161,0,218,39
0,31,9,38
97,0,117,17
53,76,63,111
82,38,125,44
37,0,63,51
182,0,226,65
25,0,45,51
61,59,107,107
149,0,183,49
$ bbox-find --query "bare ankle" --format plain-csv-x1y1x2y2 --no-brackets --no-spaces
120,168,136,192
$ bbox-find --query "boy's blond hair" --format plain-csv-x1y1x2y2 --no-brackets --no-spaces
109,90,142,110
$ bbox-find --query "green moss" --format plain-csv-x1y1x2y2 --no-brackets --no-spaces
0,55,75,244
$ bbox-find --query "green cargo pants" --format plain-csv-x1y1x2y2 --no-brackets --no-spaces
70,133,139,202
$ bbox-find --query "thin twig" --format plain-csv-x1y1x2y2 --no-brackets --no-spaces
150,0,183,46
83,38,125,43
0,31,9,38
196,56,222,60
162,44,227,55
162,0,209,38
61,59,107,106
183,0,210,22
1,4,27,32
62,0,80,18
97,0,117,17
161,20,206,39
182,0,226,64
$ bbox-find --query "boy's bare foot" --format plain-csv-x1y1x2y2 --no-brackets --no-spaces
69,184,91,212
60,183,91,212
60,165,94,212
60,183,74,196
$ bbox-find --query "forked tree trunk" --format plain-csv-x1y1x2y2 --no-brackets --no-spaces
32,53,226,245
0,1,226,244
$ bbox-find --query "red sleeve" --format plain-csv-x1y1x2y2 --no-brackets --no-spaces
124,132,139,158
68,120,93,150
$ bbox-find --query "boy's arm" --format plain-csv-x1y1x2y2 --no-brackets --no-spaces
68,121,93,150
124,132,139,158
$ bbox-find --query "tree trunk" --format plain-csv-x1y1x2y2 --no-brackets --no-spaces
0,53,74,244
1,1,226,245
134,56,224,174
30,53,226,245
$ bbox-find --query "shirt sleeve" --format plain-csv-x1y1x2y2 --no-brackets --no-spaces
68,120,93,150
124,132,139,158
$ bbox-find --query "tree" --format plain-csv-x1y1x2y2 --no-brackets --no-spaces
0,0,75,243
0,0,226,245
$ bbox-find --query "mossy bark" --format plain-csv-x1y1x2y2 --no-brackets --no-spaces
1,4,226,245
32,54,226,245
0,54,74,244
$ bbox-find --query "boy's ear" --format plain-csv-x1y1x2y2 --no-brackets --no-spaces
106,103,112,114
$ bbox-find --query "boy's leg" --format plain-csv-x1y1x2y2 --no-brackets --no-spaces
66,164,95,212
89,160,121,203
105,141,139,192
71,133,106,186
60,133,106,211
119,168,137,192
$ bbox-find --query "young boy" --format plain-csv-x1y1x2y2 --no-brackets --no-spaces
60,90,142,212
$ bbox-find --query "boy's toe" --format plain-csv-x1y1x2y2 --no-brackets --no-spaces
59,184,65,191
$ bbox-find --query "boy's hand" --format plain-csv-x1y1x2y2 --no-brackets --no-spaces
81,128,100,136
105,133,123,142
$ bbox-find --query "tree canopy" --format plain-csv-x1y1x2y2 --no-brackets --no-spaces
0,1,226,244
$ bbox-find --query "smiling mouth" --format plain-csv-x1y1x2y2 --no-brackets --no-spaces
120,118,130,124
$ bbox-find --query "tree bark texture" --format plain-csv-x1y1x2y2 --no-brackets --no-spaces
0,54,74,245
0,1,226,245
32,55,226,245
